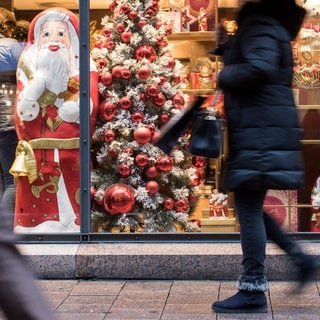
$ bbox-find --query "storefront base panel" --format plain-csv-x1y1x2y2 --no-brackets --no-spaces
17,242,320,281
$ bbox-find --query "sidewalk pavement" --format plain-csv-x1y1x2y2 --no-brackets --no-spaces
3,279,318,320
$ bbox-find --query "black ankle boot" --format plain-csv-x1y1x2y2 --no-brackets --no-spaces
212,290,267,314
294,254,320,292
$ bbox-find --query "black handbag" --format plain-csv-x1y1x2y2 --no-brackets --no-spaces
188,91,223,158
153,96,206,154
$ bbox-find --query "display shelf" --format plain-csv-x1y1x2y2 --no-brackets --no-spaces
201,217,238,232
183,88,215,95
298,105,320,110
168,31,215,41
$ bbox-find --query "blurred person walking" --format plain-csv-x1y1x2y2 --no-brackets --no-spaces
0,7,23,218
0,203,55,319
212,0,320,314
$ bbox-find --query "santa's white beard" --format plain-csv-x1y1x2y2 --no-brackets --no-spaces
36,47,72,94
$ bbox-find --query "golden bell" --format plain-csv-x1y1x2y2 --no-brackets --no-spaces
311,213,318,222
9,151,28,176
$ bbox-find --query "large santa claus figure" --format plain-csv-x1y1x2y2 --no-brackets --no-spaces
11,8,99,232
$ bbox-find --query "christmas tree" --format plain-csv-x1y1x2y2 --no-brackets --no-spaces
90,0,206,232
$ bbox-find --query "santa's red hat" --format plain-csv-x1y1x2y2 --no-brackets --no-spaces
27,7,79,46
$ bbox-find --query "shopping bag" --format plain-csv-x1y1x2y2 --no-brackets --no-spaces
188,110,222,158
188,90,223,158
153,96,206,154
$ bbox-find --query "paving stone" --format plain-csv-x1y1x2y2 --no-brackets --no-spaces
16,279,320,320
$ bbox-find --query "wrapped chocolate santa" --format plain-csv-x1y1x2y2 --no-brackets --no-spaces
11,8,99,232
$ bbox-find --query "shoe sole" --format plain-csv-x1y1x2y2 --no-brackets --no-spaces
212,305,268,314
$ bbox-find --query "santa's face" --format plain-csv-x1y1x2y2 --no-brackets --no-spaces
38,21,71,51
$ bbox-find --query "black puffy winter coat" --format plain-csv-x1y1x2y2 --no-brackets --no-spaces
217,2,306,191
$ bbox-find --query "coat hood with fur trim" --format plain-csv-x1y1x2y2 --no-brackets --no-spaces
237,1,306,40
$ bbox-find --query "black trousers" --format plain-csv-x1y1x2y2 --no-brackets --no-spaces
0,206,55,320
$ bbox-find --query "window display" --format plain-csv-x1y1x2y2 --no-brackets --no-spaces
8,0,320,236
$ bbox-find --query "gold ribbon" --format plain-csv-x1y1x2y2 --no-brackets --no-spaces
10,141,38,184
9,138,80,184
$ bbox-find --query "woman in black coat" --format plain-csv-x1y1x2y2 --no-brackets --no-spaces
212,0,319,314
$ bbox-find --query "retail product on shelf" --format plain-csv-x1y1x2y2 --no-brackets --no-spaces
293,0,320,88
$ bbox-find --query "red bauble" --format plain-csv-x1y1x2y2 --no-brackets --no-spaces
112,66,124,78
105,40,115,50
101,27,112,37
159,113,170,124
131,111,144,123
99,101,117,121
172,94,185,109
146,181,159,194
156,155,173,172
166,57,176,69
121,69,132,79
174,198,189,212
192,156,207,168
108,148,119,157
146,83,160,96
104,129,116,142
138,19,148,28
96,58,108,69
118,163,131,177
103,183,135,215
120,3,130,13
135,153,149,167
137,66,151,79
119,97,132,109
128,10,138,20
159,76,166,86
116,22,126,33
100,73,113,85
134,127,152,144
109,0,117,11
121,31,133,43
163,197,175,210
145,165,158,179
153,93,166,107
94,40,103,49
135,45,156,62
145,8,155,18
90,186,96,201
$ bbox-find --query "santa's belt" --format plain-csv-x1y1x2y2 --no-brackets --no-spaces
10,138,80,184
29,137,80,149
